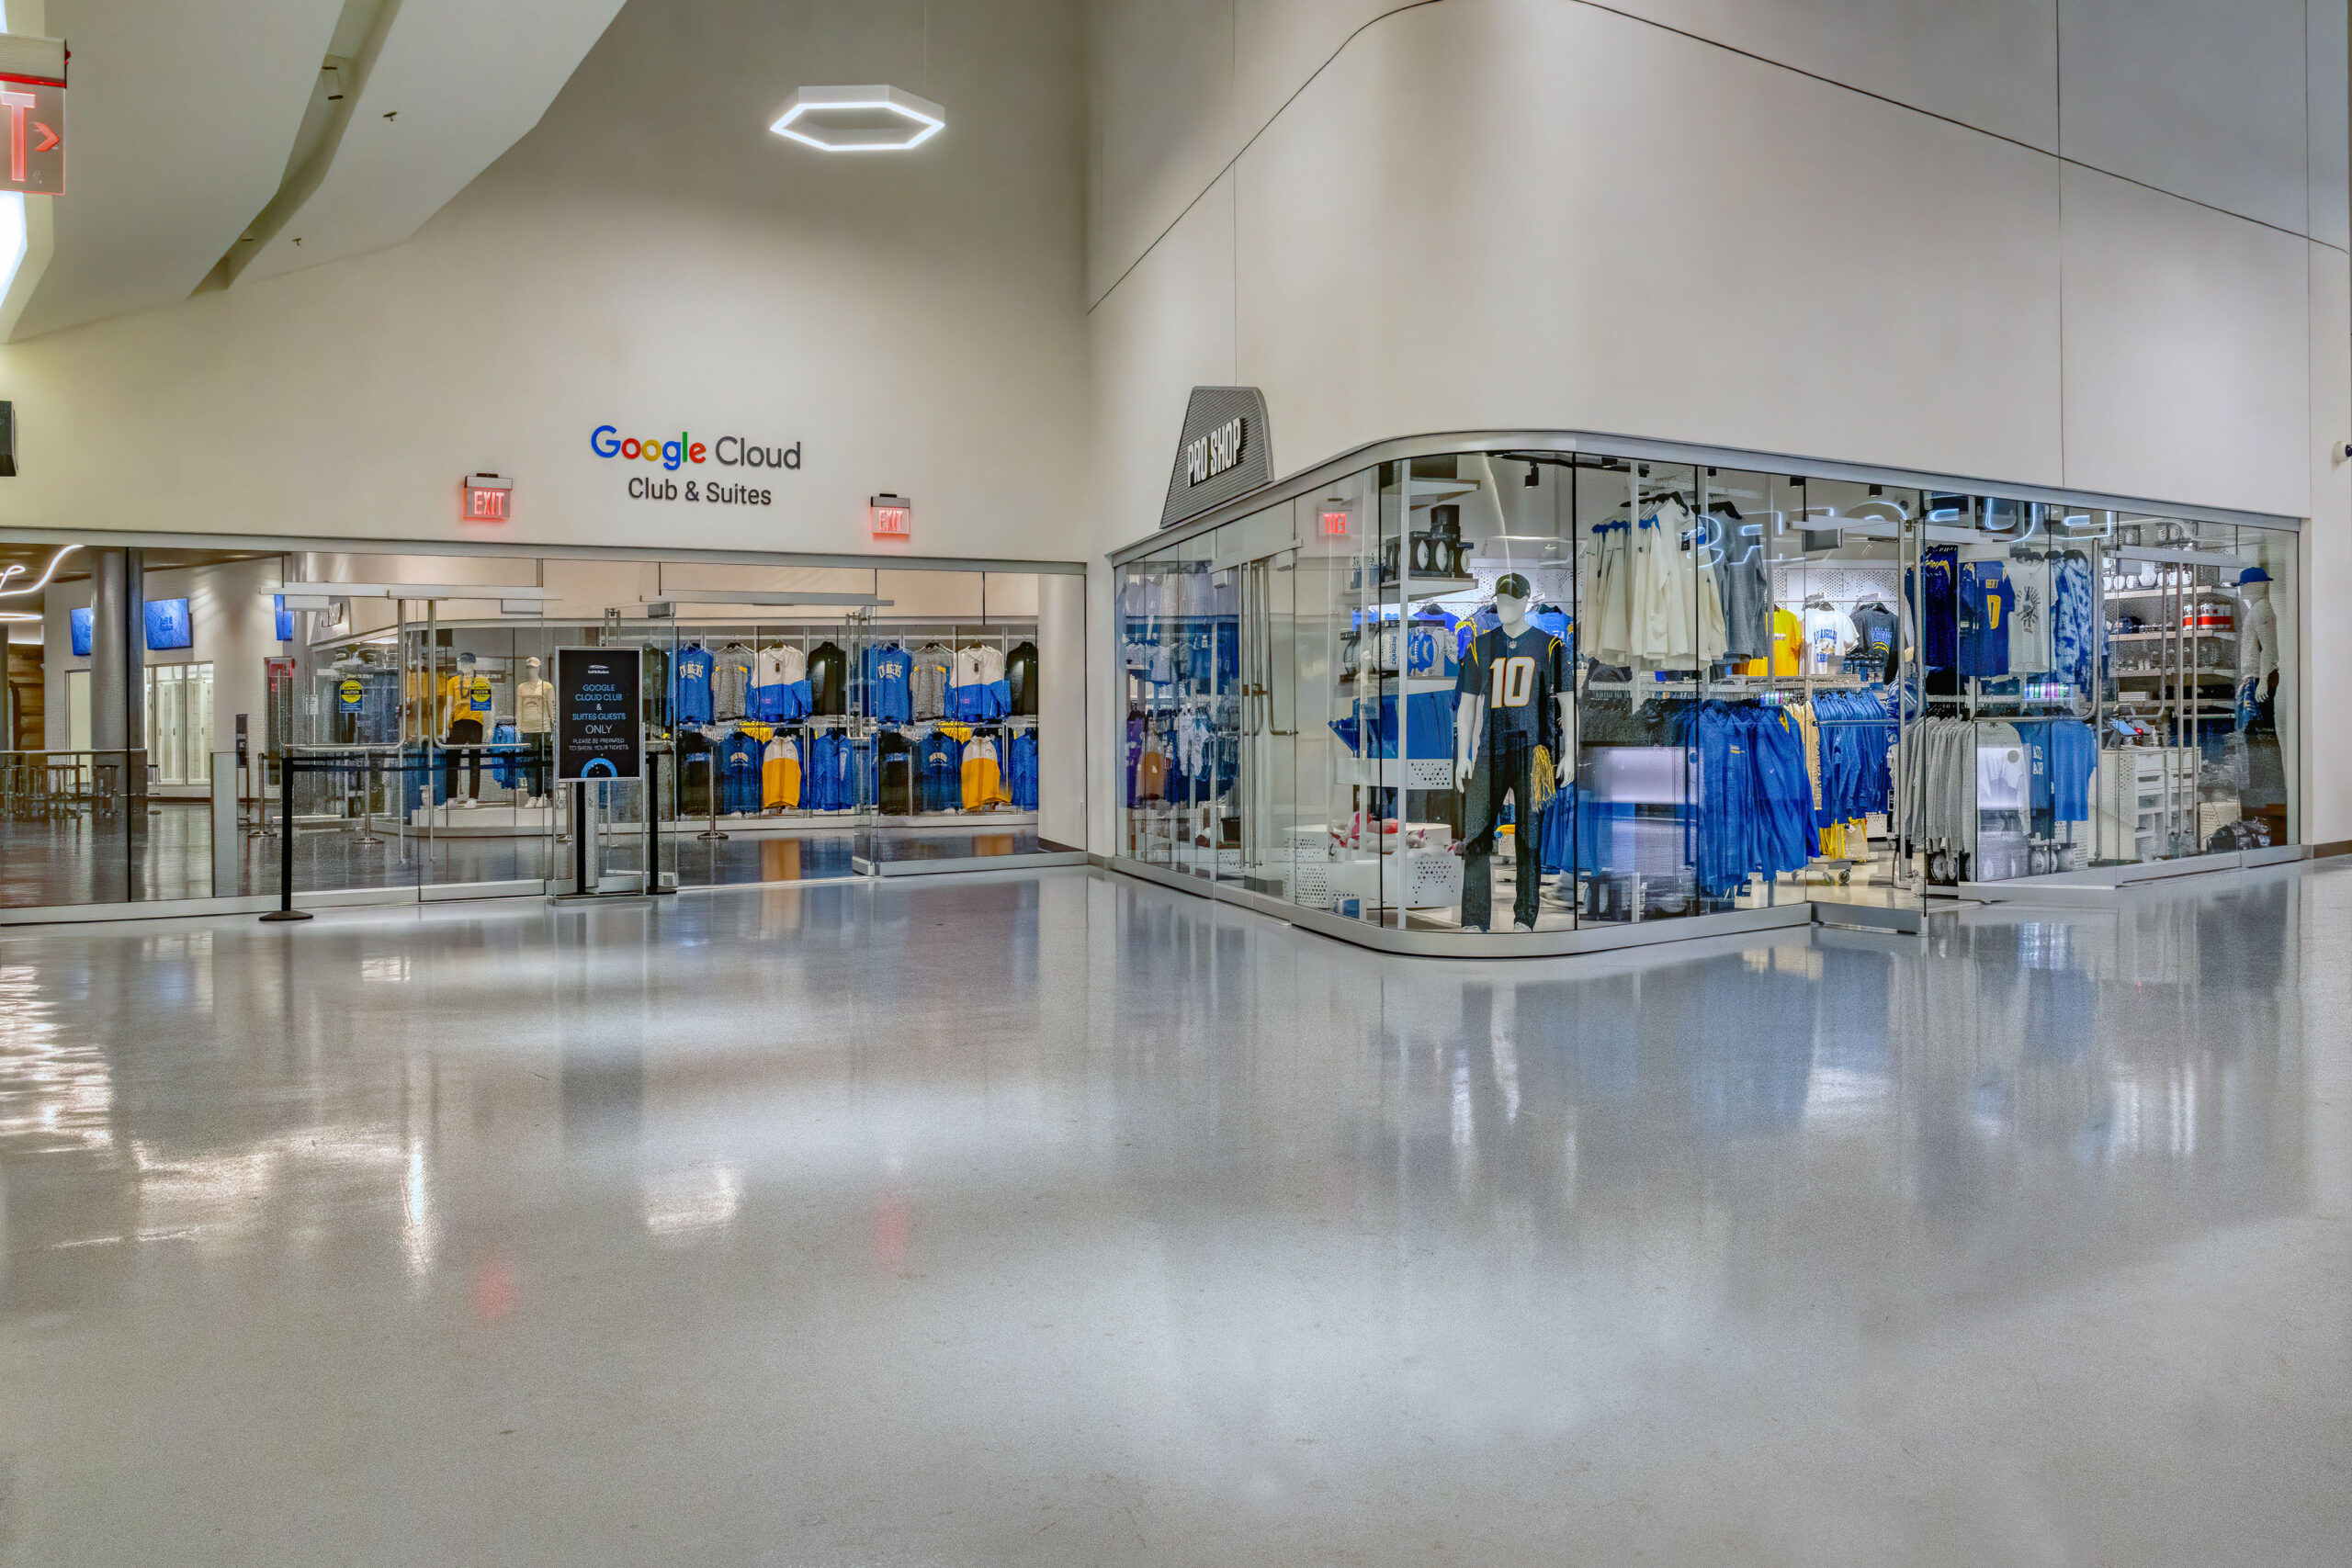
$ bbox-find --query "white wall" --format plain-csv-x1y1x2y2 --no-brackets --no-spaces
1085,0,2352,842
0,0,1089,565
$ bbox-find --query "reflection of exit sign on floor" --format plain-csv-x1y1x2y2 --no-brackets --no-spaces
0,34,66,195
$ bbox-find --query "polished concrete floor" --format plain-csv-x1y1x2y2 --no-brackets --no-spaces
0,865,2344,1565
1,809,1046,906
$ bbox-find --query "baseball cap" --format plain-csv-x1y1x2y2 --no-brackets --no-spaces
2237,567,2270,585
1493,572,1532,599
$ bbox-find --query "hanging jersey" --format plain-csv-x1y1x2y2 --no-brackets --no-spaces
762,734,801,808
2005,554,2053,675
1008,641,1041,716
711,645,754,721
866,644,914,723
718,729,763,814
919,730,963,812
1457,626,1566,752
1958,559,2012,678
1006,728,1040,809
807,642,849,716
971,646,1010,719
673,647,716,725
752,646,808,722
961,735,1005,809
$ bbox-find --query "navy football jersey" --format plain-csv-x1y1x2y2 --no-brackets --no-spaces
1456,626,1566,751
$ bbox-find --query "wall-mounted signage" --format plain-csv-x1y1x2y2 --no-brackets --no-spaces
589,423,799,507
143,598,191,651
1160,387,1272,529
69,604,88,656
870,493,911,537
556,646,642,782
0,33,65,196
461,473,512,523
1319,506,1351,537
337,678,364,714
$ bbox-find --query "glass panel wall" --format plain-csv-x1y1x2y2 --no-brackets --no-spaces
1113,439,2306,942
4,544,1080,912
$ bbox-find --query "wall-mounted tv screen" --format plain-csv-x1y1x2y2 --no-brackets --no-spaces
143,598,192,651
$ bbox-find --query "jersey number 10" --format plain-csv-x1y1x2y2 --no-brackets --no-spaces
1492,656,1536,707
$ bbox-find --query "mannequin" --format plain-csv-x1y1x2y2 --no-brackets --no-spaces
441,651,490,807
2236,568,2278,728
516,656,554,807
1455,574,1574,931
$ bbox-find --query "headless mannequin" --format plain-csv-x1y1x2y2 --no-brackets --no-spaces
1454,590,1574,931
1454,592,1574,792
2237,579,2278,726
444,652,486,807
516,656,554,807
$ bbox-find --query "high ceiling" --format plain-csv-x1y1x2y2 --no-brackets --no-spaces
4,0,628,341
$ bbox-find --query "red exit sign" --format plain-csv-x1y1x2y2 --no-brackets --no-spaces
462,474,513,522
0,34,66,195
1320,508,1351,536
870,492,911,537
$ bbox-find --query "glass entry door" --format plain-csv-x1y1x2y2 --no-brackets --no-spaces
1227,548,1297,895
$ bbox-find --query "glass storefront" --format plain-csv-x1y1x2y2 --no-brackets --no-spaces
1115,439,2302,948
0,544,1082,913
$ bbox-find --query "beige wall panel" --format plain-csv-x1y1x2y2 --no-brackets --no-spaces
1087,171,1238,543
1230,0,2064,491
2302,243,2350,842
1088,0,1237,303
2059,0,2310,235
1606,0,2058,149
2058,164,2310,517
2312,0,2350,251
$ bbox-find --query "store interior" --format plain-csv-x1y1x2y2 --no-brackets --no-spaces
1116,447,2300,941
1,544,1083,909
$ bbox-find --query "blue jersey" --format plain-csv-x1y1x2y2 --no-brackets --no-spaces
920,731,962,812
674,647,716,725
1007,729,1040,809
866,645,914,723
1958,561,2010,679
719,730,763,814
1457,626,1567,752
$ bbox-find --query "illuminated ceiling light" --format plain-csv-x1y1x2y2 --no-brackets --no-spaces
0,542,77,597
768,85,944,152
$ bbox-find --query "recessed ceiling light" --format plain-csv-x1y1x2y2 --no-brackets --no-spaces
769,85,944,152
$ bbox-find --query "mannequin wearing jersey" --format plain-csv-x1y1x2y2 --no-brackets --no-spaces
441,651,491,807
2235,568,2278,729
1454,575,1573,932
515,657,554,807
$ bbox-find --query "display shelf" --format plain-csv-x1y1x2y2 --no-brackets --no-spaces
1335,756,1456,791
1340,672,1458,694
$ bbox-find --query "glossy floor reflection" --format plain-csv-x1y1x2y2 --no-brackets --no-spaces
0,866,2345,1565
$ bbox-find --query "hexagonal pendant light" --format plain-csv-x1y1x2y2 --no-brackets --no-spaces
768,85,945,152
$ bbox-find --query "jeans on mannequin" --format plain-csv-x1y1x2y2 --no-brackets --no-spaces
1461,735,1541,931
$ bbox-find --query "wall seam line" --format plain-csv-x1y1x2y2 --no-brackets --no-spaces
1089,0,2330,318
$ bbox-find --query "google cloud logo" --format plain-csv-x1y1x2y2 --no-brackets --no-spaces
591,425,801,472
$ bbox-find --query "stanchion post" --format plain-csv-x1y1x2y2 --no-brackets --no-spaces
572,782,589,896
260,750,312,922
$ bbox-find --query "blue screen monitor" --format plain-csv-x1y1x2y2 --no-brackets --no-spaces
143,598,192,651
274,593,293,642
69,607,91,657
